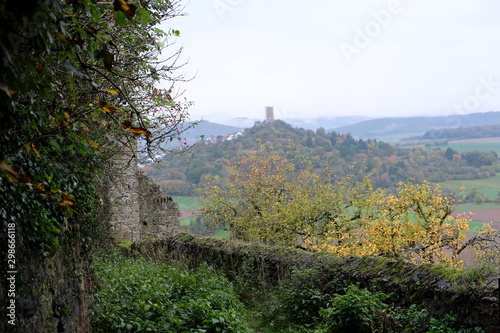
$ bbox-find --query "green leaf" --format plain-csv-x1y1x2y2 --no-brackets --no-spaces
136,8,152,26
114,11,128,27
89,3,101,22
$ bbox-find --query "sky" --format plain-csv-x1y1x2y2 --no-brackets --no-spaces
161,0,500,125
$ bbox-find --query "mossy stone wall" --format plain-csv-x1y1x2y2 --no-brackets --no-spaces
130,233,500,333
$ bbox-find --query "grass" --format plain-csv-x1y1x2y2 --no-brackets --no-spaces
174,196,227,235
467,221,485,234
172,196,201,211
440,175,500,201
446,142,500,154
455,203,500,212
180,216,197,227
215,229,230,238
440,177,500,234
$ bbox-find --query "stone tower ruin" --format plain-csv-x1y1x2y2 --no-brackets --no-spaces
266,106,275,122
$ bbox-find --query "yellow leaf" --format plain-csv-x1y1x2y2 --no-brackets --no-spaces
122,120,152,136
51,116,60,126
114,0,138,19
24,143,42,157
124,126,152,136
106,89,119,95
117,108,130,116
87,140,100,149
31,144,41,158
99,100,116,114
61,192,76,205
103,106,115,113
34,183,47,193
3,172,17,183
1,162,31,183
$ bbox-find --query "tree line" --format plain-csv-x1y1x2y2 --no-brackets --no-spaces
145,120,499,196
419,124,500,140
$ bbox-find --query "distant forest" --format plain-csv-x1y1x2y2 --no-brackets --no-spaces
332,111,500,140
143,120,499,196
414,125,500,140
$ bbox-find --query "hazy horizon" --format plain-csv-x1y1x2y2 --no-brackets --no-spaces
187,110,500,132
163,1,500,124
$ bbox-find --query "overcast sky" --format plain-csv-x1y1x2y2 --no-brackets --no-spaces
163,0,500,124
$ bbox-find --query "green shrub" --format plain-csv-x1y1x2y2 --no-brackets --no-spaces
90,252,252,332
426,313,484,333
317,284,387,333
374,304,484,333
270,268,345,328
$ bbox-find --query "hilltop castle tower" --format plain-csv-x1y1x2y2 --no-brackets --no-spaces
265,106,275,122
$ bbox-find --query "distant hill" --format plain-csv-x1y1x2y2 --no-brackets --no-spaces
152,120,242,150
183,120,242,140
331,111,500,141
281,116,373,130
216,115,373,131
411,124,500,141
144,119,499,196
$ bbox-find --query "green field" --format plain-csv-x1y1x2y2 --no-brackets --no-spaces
439,176,500,233
455,203,500,212
173,196,201,229
467,220,487,234
446,142,500,154
436,142,500,232
180,216,197,227
172,196,201,210
440,175,500,201
397,140,500,154
174,197,229,239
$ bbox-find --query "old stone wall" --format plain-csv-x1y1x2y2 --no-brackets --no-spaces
137,173,186,238
131,234,500,333
106,153,185,242
0,236,92,333
106,154,141,241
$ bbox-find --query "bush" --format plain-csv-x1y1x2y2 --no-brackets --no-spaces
317,285,387,333
396,306,485,333
426,313,484,333
270,268,345,328
91,252,252,332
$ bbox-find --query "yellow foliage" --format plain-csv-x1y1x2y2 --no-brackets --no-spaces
199,144,499,269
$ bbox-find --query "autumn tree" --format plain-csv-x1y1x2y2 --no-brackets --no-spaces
199,145,500,268
314,181,486,268
199,143,375,247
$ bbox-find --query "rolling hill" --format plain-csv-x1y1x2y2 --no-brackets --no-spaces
331,111,500,141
